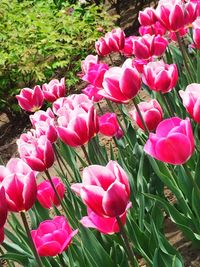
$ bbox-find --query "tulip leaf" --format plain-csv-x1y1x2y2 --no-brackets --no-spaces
153,249,183,267
0,253,30,265
80,226,115,267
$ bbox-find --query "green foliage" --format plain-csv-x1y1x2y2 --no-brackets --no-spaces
0,0,116,114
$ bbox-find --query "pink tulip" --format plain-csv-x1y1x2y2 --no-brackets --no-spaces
95,28,125,56
99,113,123,139
169,27,188,41
16,85,44,112
30,108,57,143
81,204,131,234
42,78,66,103
81,55,99,75
193,18,200,49
132,58,151,74
133,34,168,60
155,0,197,32
37,177,65,209
130,99,163,131
71,161,131,217
0,166,10,182
179,83,200,123
0,187,8,227
121,36,137,57
31,216,78,256
52,94,92,116
56,104,99,147
139,7,157,26
17,134,54,172
82,63,109,88
144,117,194,165
0,228,4,244
1,171,37,212
100,59,141,104
82,85,104,102
139,22,166,36
95,37,111,56
143,60,178,94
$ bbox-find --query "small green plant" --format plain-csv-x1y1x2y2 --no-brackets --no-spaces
0,0,116,117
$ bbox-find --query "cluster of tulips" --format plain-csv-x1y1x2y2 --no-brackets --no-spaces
1,0,200,266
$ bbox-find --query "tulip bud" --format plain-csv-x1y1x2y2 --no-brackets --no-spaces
99,113,123,139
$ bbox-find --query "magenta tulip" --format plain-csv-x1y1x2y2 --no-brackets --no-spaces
133,34,168,60
100,59,141,104
17,134,54,172
99,113,123,139
95,37,111,56
16,85,44,112
30,108,57,143
155,0,197,32
0,228,4,244
1,172,37,212
143,60,178,94
169,27,188,42
179,83,200,124
82,62,109,88
193,18,200,49
0,187,8,228
144,117,194,165
82,85,104,102
130,99,163,131
42,78,66,103
71,161,131,217
139,22,166,36
81,204,131,234
121,36,137,57
81,55,99,75
138,7,157,26
37,177,65,209
31,216,78,256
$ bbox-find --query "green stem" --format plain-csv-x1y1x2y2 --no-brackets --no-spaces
182,164,200,196
53,145,65,177
97,102,104,115
175,32,193,82
132,98,149,134
160,93,174,117
20,212,43,267
58,253,68,267
116,216,138,267
92,138,107,164
81,145,92,165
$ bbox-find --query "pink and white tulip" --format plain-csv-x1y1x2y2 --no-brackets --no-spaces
99,113,123,139
42,78,66,102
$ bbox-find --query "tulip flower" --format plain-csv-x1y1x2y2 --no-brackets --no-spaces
100,59,141,104
139,22,166,36
42,78,66,102
0,166,10,182
82,63,109,88
71,161,131,217
30,108,57,143
155,0,197,32
121,36,137,57
179,83,200,124
81,204,131,234
56,104,99,147
37,177,65,209
144,117,194,165
81,55,99,75
132,58,150,74
133,34,168,60
193,18,200,49
0,227,4,244
31,216,78,256
53,94,93,117
82,85,104,102
99,113,123,139
95,28,125,56
17,134,54,172
0,187,8,228
143,60,178,94
16,85,44,112
138,7,157,26
1,171,37,212
129,99,163,131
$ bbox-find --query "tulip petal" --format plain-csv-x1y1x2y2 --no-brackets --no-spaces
38,241,61,256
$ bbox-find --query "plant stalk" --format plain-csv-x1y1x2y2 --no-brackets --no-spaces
132,98,149,134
